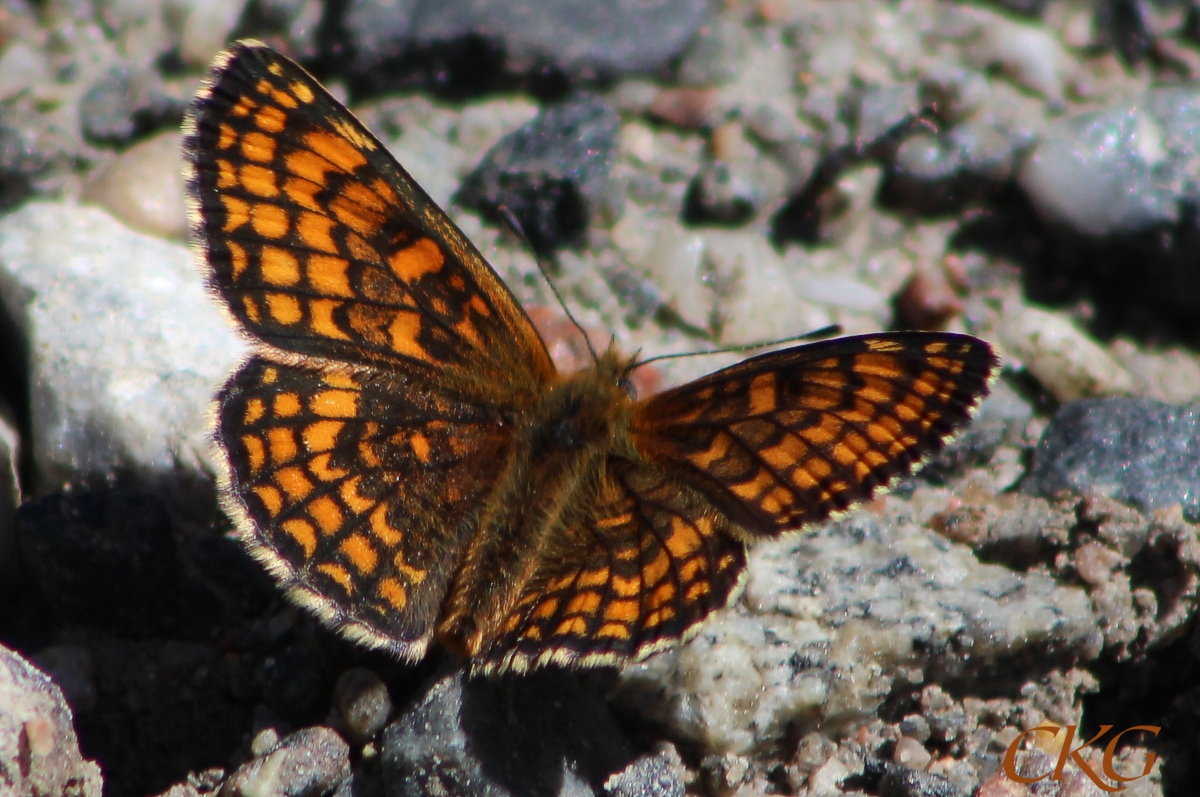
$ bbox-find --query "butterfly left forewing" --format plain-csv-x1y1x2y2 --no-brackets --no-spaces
184,40,555,400
478,460,746,674
630,333,999,536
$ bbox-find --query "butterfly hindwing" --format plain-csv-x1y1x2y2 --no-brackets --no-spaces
630,333,999,535
217,357,512,660
480,460,746,673
184,40,556,400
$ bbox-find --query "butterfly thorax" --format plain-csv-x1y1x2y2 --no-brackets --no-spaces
436,348,639,658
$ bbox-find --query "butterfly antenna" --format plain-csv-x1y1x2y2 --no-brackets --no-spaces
632,324,843,370
496,205,599,364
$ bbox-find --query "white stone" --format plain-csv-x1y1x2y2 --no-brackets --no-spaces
612,505,1101,754
0,41,49,101
996,304,1135,402
955,7,1069,100
0,202,246,497
83,130,188,239
704,230,830,346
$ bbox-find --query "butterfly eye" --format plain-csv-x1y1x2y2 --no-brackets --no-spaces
618,375,637,400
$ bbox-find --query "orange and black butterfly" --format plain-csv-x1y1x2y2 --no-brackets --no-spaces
183,41,998,674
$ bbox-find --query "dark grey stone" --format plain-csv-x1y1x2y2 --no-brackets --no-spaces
341,0,711,85
79,64,182,145
1022,398,1200,514
887,123,1022,214
0,97,81,210
382,667,681,797
878,764,968,797
459,96,620,251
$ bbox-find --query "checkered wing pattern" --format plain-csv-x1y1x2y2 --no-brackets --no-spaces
631,333,998,535
184,40,555,401
480,461,746,672
217,357,510,660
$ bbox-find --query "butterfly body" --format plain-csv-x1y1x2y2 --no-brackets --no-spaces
437,349,639,657
185,41,999,674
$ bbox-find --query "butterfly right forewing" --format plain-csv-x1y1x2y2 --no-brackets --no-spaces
630,333,999,536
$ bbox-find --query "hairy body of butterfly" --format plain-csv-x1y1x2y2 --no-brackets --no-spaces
185,40,999,675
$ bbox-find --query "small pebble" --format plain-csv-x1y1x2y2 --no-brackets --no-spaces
793,732,837,770
892,736,933,771
332,668,391,743
895,268,964,330
899,714,931,743
962,11,1067,100
1073,541,1126,586
221,726,350,797
180,0,250,67
0,40,49,101
996,305,1134,401
83,130,188,239
250,728,280,757
648,87,718,128
975,774,1030,797
806,756,850,797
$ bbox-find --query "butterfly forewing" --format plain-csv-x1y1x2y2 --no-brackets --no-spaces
184,41,555,400
631,333,998,535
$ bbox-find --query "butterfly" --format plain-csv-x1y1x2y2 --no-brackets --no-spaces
183,40,998,674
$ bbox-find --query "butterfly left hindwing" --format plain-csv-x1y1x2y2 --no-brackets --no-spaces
216,357,514,660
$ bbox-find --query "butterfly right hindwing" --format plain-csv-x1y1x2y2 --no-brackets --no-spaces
480,460,746,673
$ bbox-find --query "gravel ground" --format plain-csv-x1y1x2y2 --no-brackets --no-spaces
1,1,1199,796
